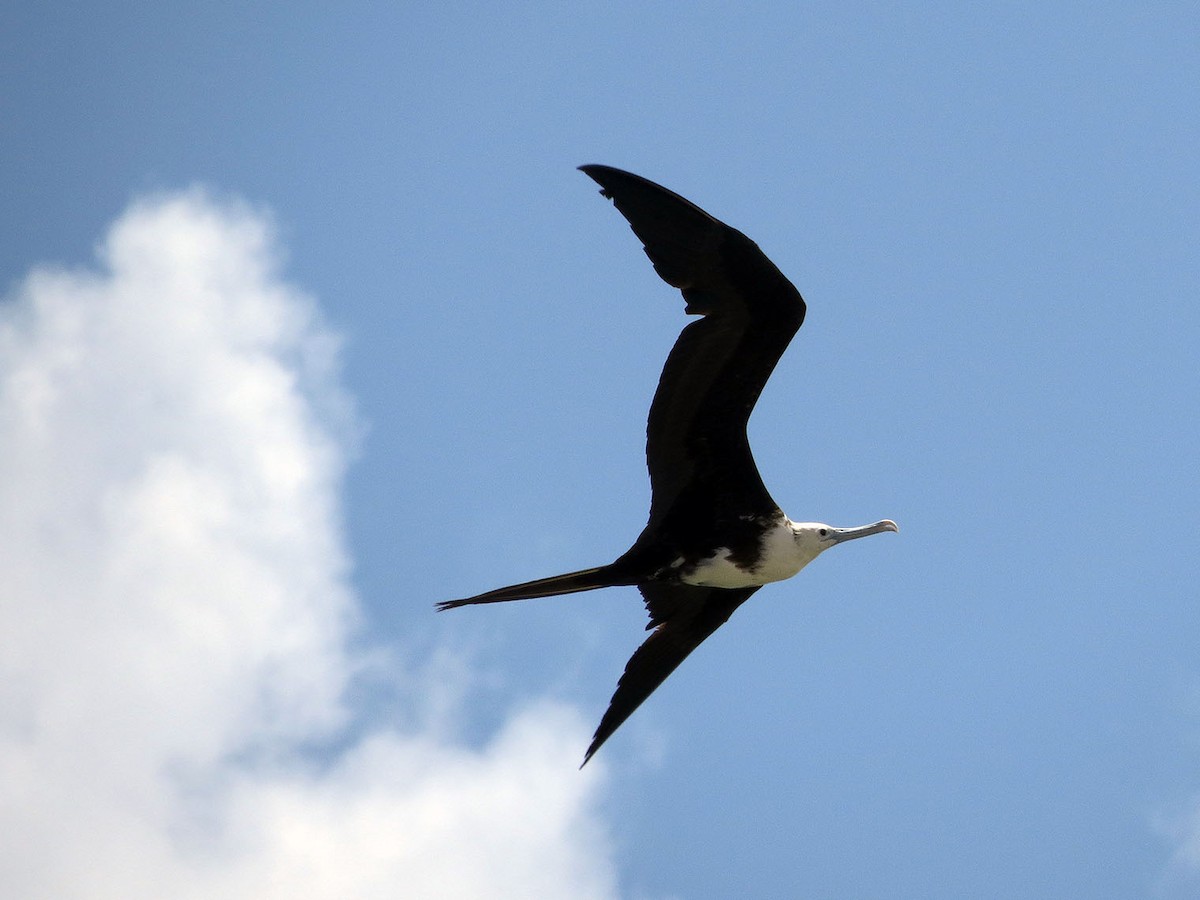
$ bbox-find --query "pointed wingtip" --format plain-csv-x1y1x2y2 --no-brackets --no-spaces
578,739,600,768
578,164,614,198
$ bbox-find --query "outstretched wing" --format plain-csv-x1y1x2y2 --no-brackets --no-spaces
582,583,760,765
579,165,806,528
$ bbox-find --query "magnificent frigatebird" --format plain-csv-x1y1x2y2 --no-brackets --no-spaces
439,165,897,765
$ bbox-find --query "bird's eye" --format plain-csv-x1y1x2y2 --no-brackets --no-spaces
819,528,827,536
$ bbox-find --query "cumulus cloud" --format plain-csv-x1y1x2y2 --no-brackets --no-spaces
0,191,616,899
1152,767,1200,898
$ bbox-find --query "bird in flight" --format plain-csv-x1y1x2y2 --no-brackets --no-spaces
439,165,897,766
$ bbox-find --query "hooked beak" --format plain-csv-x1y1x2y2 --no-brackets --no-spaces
825,519,899,545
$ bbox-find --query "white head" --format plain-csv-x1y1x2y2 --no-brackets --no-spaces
790,519,899,561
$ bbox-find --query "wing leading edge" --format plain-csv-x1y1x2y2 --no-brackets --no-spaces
583,583,760,765
578,165,807,528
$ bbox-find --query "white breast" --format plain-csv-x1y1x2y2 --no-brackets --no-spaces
680,518,822,589
680,547,758,588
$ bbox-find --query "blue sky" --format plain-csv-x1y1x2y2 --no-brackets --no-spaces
3,3,1199,897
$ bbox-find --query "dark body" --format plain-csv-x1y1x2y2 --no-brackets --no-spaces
440,165,808,765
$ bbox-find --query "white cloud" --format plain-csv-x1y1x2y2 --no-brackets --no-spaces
0,190,617,900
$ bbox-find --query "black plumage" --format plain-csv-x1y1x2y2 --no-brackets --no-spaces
438,166,894,765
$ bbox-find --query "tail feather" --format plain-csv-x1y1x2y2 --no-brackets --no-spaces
437,565,623,612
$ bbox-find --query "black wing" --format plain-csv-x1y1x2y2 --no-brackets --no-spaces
581,583,759,765
579,165,807,529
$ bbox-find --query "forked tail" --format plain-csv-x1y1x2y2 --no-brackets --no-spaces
437,565,624,612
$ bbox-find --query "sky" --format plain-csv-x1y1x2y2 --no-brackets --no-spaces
2,3,1198,898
